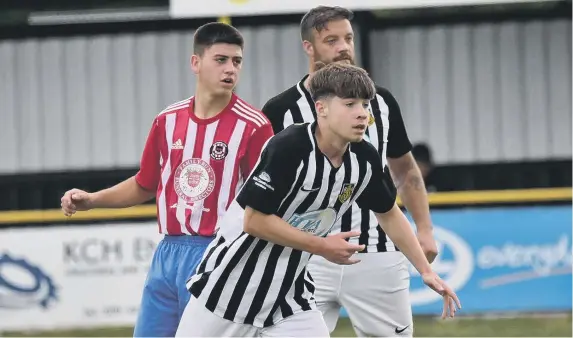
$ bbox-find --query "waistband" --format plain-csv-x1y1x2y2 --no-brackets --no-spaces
162,234,215,245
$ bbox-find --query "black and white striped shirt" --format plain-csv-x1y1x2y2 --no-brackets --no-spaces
262,75,412,252
187,122,397,327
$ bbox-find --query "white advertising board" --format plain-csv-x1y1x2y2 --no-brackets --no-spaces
0,223,162,331
170,0,556,19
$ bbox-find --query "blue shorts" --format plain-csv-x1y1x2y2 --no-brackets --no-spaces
133,235,213,337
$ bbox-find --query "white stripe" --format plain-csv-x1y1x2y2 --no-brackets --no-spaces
189,121,219,233
283,109,294,130
307,157,330,211
231,107,263,127
158,113,176,234
277,162,304,211
376,94,390,167
235,99,267,125
160,102,190,116
217,120,247,227
166,97,191,109
175,118,197,235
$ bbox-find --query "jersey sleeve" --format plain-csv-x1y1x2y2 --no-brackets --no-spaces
242,123,275,177
236,137,299,215
355,145,397,213
135,118,161,191
261,98,286,134
379,88,413,158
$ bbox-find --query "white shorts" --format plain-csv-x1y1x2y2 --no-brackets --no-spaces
307,252,413,337
175,295,329,337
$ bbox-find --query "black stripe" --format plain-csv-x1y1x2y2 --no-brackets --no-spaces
263,249,302,327
318,169,336,210
196,236,225,274
358,207,371,252
244,244,285,325
376,224,389,252
333,152,353,211
293,150,324,214
223,239,269,321
292,268,311,311
277,156,309,217
289,101,305,124
205,235,256,312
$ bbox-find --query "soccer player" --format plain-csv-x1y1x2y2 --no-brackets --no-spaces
59,22,274,337
261,6,439,336
175,63,460,337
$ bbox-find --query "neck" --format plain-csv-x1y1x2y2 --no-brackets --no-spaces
193,85,232,119
304,61,318,89
314,121,348,168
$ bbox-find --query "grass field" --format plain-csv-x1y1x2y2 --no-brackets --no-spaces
3,314,571,337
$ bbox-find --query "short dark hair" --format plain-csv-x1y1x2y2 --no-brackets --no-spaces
300,6,354,42
309,62,376,102
193,22,244,55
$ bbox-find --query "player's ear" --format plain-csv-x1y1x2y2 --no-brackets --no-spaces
315,100,328,117
190,54,200,74
302,40,314,58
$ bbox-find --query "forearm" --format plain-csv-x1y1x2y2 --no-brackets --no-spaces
91,176,155,209
388,153,432,232
244,207,324,254
375,205,432,275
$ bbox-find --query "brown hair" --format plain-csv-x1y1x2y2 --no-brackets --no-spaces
309,62,376,102
300,6,354,42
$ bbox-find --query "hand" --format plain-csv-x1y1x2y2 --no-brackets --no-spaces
417,228,439,263
421,272,461,319
61,188,93,216
319,231,365,265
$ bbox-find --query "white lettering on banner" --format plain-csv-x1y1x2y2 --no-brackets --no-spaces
408,226,474,306
170,0,557,18
478,235,572,275
0,223,162,332
477,235,573,288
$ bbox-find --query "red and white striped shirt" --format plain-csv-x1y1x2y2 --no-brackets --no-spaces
135,94,274,236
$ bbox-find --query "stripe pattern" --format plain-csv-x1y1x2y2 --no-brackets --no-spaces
187,123,378,328
272,79,397,252
148,95,269,235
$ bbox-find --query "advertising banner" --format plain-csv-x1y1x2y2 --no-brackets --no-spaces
0,205,570,331
170,0,557,19
0,223,162,331
406,205,572,314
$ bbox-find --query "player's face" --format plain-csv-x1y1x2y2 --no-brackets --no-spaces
304,19,355,66
191,43,243,95
319,97,369,143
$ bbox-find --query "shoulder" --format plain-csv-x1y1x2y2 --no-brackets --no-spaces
154,97,192,124
231,96,272,129
261,84,302,117
264,123,312,157
372,85,399,108
350,139,382,163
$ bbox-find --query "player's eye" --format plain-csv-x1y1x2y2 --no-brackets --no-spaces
362,103,369,109
216,58,227,63
345,102,354,107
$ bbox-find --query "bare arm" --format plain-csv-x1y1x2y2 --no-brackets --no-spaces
90,176,155,209
243,207,363,264
387,152,432,232
374,204,433,275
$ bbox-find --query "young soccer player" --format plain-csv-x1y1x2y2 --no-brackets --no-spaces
60,22,274,337
175,62,460,337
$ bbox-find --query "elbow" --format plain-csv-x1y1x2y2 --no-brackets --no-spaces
243,207,264,237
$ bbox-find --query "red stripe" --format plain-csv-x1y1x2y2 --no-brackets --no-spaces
198,114,238,236
165,110,191,235
155,116,168,234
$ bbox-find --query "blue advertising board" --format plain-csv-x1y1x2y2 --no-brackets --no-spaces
342,205,572,316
